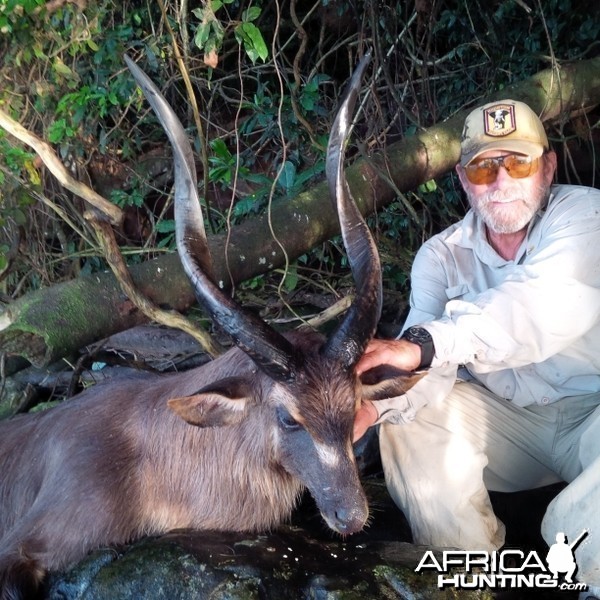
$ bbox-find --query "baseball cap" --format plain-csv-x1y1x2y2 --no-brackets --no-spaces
460,99,549,166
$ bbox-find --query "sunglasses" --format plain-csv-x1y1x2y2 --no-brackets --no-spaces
464,154,540,185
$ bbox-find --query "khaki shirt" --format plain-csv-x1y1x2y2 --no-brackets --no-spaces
377,184,600,424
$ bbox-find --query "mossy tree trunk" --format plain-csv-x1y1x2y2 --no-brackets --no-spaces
1,56,599,371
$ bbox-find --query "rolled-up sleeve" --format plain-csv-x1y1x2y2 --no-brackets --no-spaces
374,185,600,418
425,188,600,373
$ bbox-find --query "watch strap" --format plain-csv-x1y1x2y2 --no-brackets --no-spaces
401,326,434,370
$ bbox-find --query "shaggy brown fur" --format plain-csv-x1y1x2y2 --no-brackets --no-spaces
0,331,379,600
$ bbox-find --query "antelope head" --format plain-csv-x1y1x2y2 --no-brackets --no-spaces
125,53,417,534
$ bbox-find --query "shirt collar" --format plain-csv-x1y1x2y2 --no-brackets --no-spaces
446,189,554,266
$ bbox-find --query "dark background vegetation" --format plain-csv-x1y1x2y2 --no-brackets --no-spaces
0,0,599,389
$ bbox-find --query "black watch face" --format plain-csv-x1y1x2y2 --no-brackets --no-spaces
406,327,430,345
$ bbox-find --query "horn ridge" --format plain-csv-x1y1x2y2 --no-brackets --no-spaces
322,51,383,369
125,54,297,381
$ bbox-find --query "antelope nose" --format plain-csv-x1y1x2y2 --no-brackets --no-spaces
334,506,367,534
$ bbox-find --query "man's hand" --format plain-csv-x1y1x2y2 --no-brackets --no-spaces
353,338,423,441
355,338,422,375
353,400,378,442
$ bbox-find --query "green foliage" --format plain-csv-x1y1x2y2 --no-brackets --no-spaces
297,74,330,113
192,0,268,66
0,129,38,273
0,0,597,317
205,68,330,225
0,131,37,182
275,160,325,198
234,10,268,64
0,0,159,295
109,188,145,209
424,0,598,117
0,0,43,35
209,138,249,186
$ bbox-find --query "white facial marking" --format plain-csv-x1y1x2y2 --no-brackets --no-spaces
314,441,341,467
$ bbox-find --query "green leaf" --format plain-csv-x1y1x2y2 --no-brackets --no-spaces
11,208,27,226
208,166,231,185
0,16,12,34
52,58,76,79
194,22,212,49
418,179,437,194
292,161,325,189
232,196,256,217
210,138,231,160
277,161,296,192
235,22,268,63
32,43,47,59
243,7,261,22
282,262,298,292
155,219,176,233
48,119,67,144
300,94,315,111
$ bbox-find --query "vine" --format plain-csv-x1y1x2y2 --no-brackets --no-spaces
0,0,597,316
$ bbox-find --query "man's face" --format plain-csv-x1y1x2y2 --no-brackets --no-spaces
457,150,557,234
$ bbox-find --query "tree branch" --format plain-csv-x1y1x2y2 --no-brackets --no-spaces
0,108,123,226
86,211,223,358
1,56,599,369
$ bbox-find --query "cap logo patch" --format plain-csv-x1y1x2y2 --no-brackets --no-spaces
483,104,516,137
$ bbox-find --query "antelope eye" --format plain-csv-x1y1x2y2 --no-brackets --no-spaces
276,406,302,431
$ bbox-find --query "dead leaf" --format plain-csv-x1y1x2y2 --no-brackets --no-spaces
204,50,218,69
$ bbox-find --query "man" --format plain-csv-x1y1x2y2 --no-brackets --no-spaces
355,99,600,597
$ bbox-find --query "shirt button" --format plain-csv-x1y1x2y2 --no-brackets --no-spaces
541,397,549,404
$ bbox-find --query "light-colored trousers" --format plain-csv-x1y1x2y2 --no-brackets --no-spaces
379,381,600,586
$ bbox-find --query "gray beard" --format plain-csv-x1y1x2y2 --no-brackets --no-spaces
467,185,550,234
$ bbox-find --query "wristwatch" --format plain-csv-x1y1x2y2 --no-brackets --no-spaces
401,326,435,370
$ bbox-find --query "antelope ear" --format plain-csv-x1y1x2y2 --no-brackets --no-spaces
359,365,426,401
168,376,253,427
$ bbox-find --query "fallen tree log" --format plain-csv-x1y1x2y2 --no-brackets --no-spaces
1,56,599,370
